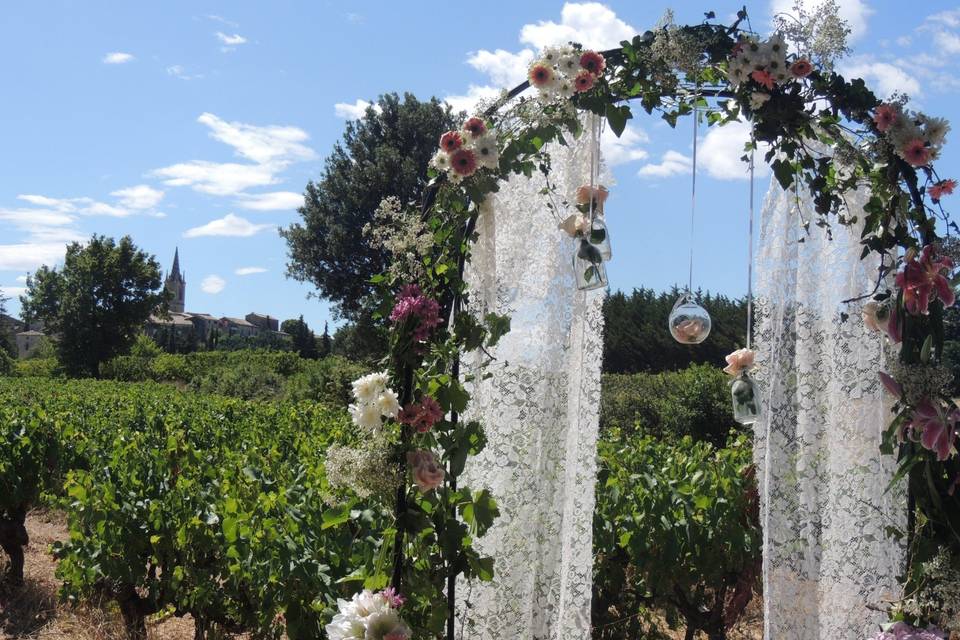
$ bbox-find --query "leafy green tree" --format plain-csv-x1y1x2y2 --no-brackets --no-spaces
20,235,166,377
0,293,16,358
331,315,388,364
280,92,460,321
282,315,318,359
603,287,748,374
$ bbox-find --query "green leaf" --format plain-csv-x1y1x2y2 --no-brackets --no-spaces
605,104,632,138
321,504,351,530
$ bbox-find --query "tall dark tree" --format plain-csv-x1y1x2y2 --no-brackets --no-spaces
0,293,16,358
318,321,332,358
20,235,166,377
280,92,460,320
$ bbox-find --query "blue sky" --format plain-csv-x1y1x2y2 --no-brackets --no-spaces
1,1,958,332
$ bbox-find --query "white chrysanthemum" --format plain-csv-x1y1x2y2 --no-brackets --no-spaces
430,149,451,172
350,590,391,618
472,134,499,170
555,78,576,99
326,612,366,640
542,45,563,64
350,402,383,432
888,118,923,149
557,53,580,78
377,389,400,418
364,610,402,640
923,116,950,146
352,372,389,403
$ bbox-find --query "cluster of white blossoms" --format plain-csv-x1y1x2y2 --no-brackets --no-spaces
325,589,410,640
527,46,606,102
874,103,950,168
349,372,399,432
726,34,790,89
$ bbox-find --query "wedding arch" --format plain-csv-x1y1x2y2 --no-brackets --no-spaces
326,7,958,640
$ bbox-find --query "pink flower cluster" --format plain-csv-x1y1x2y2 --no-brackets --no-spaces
872,103,949,168
398,395,444,433
866,621,946,640
527,46,605,101
431,116,498,181
381,587,406,609
389,285,442,342
929,178,956,202
894,245,955,316
407,449,445,492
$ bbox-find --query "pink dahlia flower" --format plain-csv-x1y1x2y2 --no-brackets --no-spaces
450,148,478,177
750,69,775,90
574,70,595,93
901,138,931,167
439,130,463,153
398,396,444,433
579,50,606,75
789,59,813,78
894,244,955,315
873,104,899,133
463,117,487,139
389,284,442,341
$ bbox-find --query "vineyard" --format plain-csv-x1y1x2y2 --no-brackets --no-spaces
0,374,760,639
0,377,388,639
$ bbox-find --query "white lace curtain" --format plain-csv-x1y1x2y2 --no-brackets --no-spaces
753,177,906,639
457,116,605,640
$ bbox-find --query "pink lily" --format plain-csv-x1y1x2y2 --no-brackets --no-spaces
904,398,958,461
894,245,956,315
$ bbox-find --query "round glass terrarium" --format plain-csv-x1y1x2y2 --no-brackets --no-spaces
573,238,607,291
668,294,712,344
730,371,760,425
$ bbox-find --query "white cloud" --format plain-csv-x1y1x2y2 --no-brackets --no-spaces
933,29,960,54
81,201,130,217
602,124,649,166
466,49,535,87
928,9,960,29
698,121,772,181
444,85,502,114
769,0,872,41
841,55,921,98
166,65,203,81
0,208,75,230
153,160,278,196
638,150,693,178
215,32,247,46
200,274,226,294
111,185,164,210
183,213,271,238
103,52,134,64
0,286,27,299
0,243,67,271
196,112,315,165
334,99,380,119
234,191,303,211
235,266,267,275
519,2,636,50
207,14,239,28
16,275,27,283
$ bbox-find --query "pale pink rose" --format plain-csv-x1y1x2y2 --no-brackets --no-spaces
723,348,756,376
672,319,705,343
558,214,590,237
407,449,445,492
575,184,609,210
861,300,893,334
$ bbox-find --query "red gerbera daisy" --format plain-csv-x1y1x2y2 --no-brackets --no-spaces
450,148,477,177
574,71,595,93
929,179,957,201
750,69,775,90
463,117,487,138
439,130,463,153
901,139,931,167
579,50,606,75
528,63,554,88
790,59,813,78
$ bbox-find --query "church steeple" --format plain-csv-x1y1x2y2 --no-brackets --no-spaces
165,247,186,313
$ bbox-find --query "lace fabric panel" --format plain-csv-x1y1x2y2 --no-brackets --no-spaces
753,177,906,640
456,116,605,640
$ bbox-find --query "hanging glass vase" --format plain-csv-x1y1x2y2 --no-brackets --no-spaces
730,371,760,425
573,238,607,290
668,294,712,344
589,216,612,261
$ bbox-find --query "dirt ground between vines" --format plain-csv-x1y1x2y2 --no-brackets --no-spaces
0,509,763,640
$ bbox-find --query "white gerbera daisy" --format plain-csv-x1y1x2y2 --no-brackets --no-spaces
430,149,451,172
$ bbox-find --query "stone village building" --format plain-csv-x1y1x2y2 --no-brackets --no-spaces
11,249,286,358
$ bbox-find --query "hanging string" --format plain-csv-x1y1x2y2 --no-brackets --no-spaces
688,96,699,294
588,113,600,223
747,147,756,350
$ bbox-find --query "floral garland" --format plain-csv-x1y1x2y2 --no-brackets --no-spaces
325,7,959,637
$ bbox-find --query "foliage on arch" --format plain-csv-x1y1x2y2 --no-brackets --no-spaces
326,7,958,638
